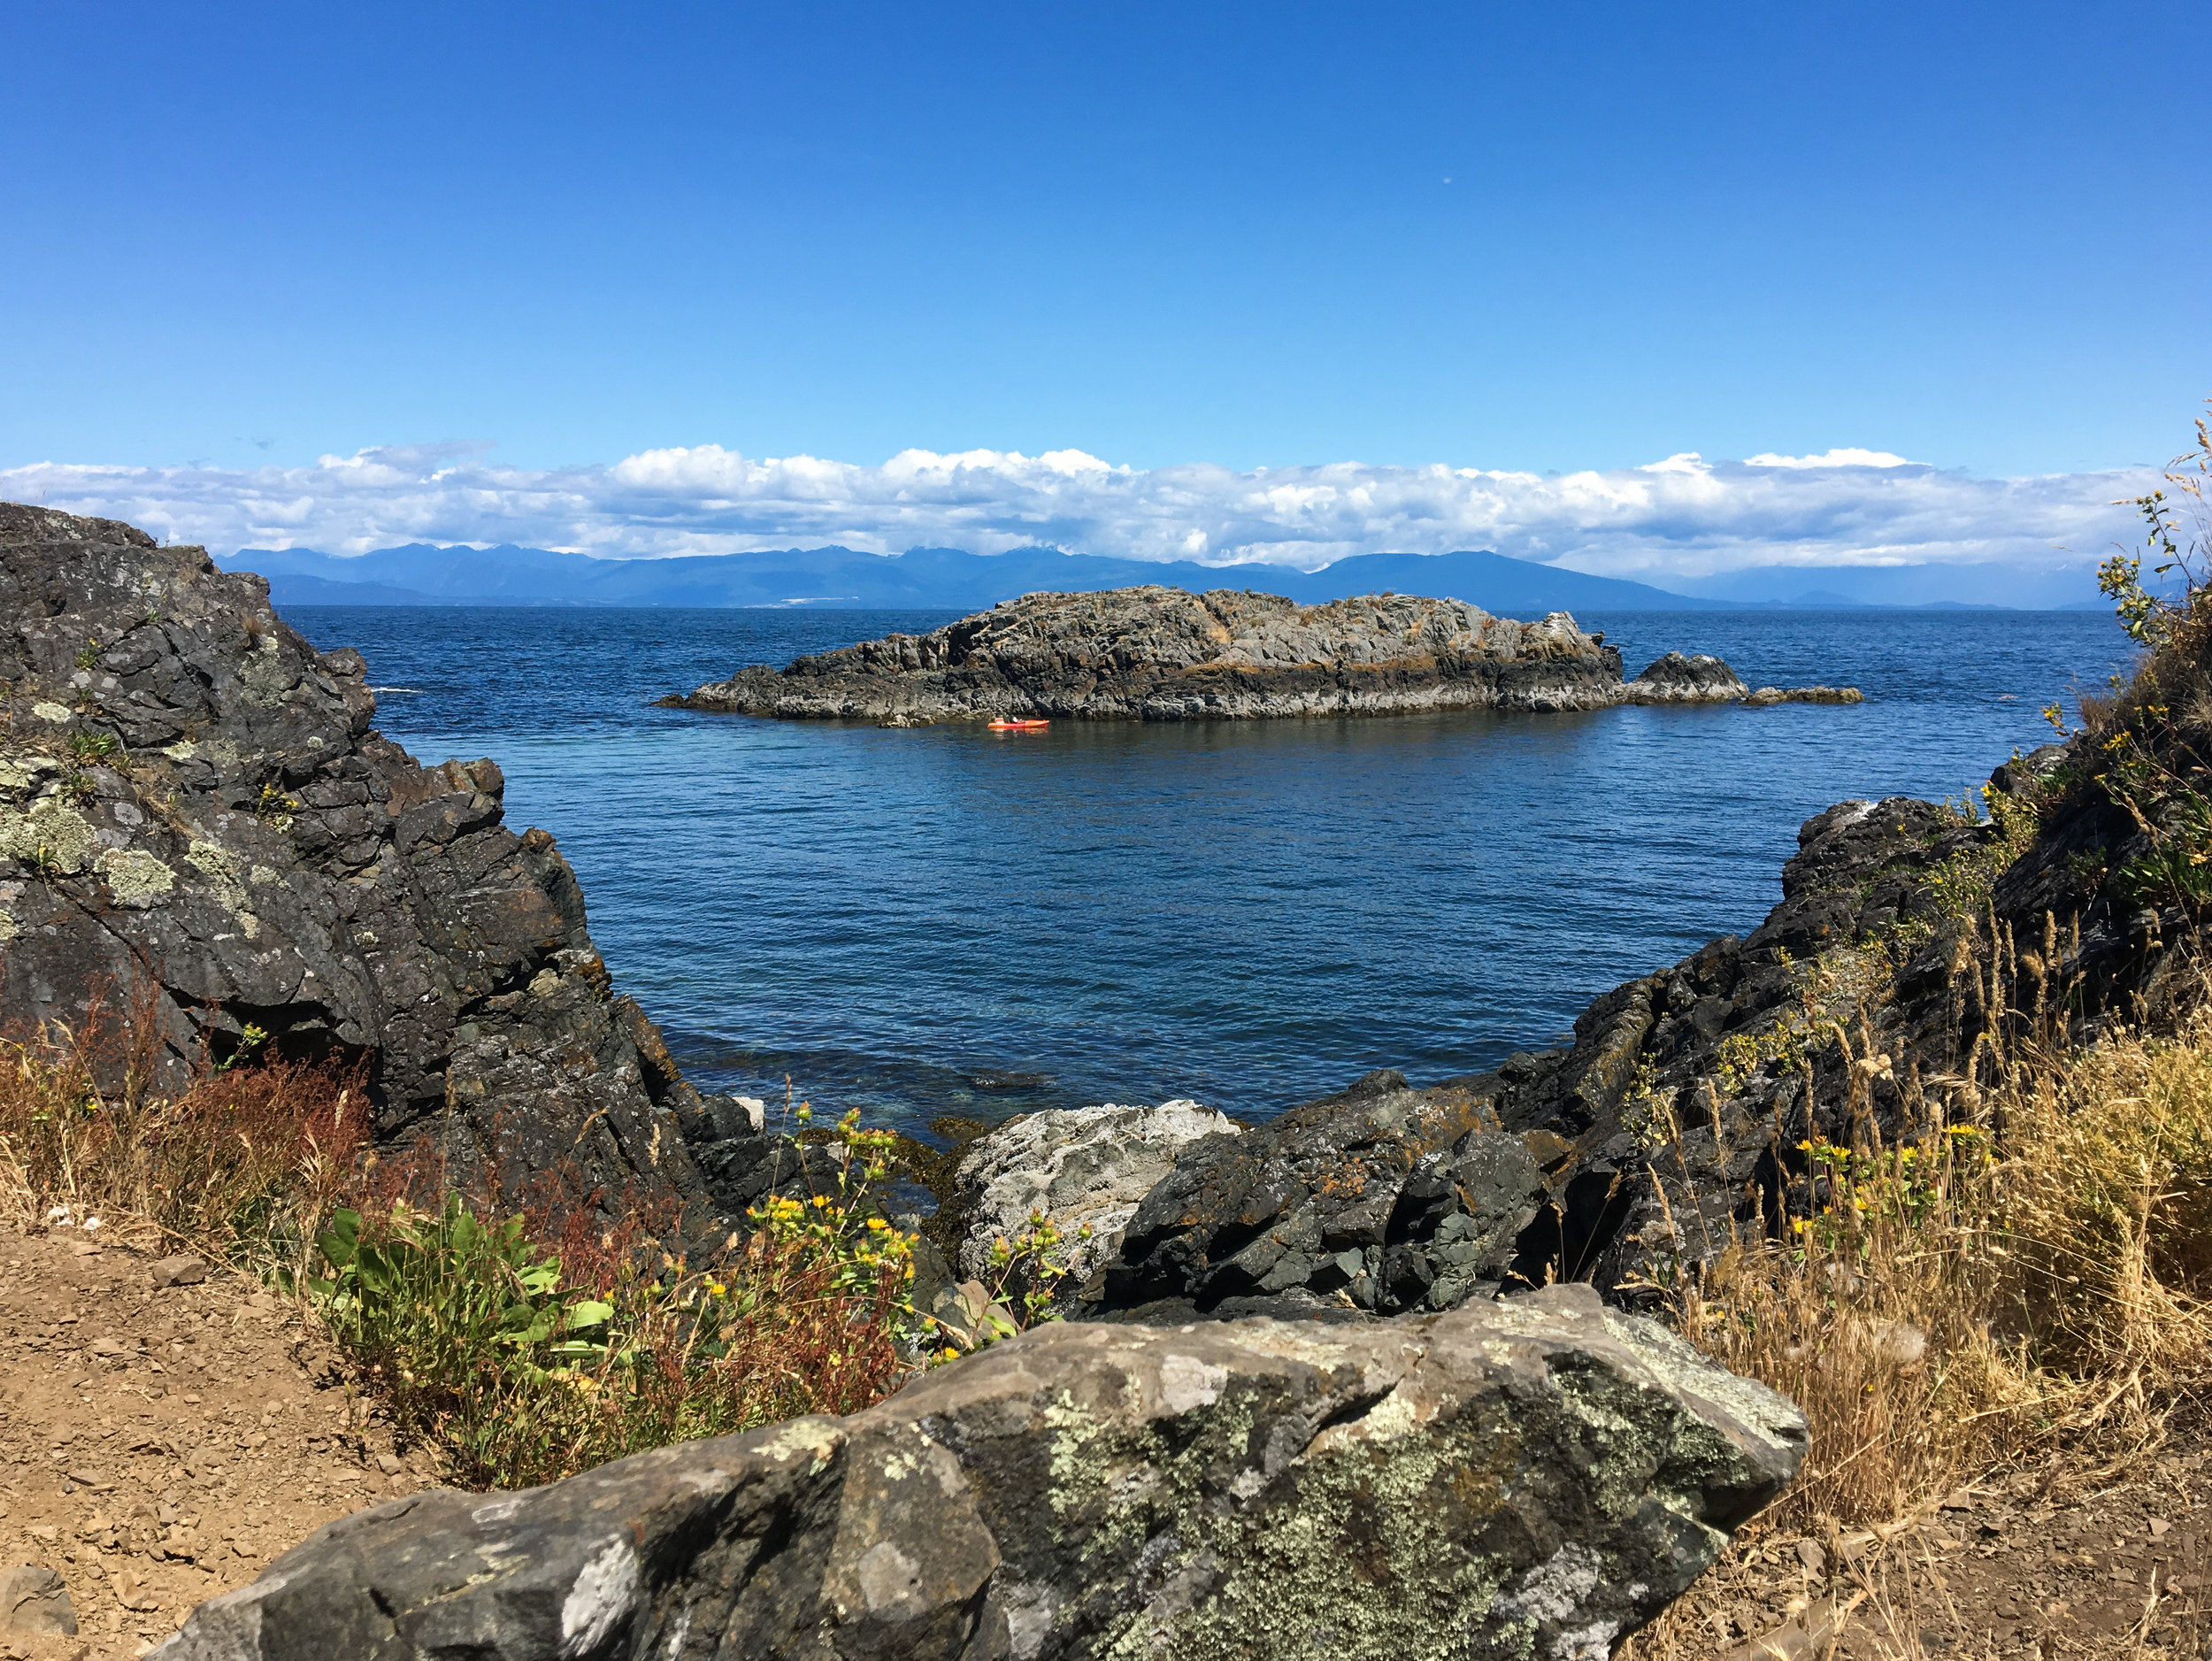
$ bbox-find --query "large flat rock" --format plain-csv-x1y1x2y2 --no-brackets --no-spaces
155,1285,1805,1661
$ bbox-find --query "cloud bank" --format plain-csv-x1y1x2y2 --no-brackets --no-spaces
0,442,2149,582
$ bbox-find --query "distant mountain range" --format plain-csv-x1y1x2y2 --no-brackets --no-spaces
214,542,2099,615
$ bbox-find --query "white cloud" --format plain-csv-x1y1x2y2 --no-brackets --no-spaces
1743,448,1917,470
0,442,2151,581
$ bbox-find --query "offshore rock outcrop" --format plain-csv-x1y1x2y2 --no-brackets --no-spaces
664,587,1810,723
0,504,711,1211
157,1283,1806,1661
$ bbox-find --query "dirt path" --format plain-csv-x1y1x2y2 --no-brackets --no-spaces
1637,1450,2210,1658
0,1221,433,1660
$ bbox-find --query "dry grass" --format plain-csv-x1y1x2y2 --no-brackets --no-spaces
1658,974,2209,1529
0,983,923,1490
0,982,365,1276
1619,972,2212,1657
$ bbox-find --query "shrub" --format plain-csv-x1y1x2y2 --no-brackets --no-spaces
0,986,929,1489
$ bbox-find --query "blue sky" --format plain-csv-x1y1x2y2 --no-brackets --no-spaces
4,3,2207,586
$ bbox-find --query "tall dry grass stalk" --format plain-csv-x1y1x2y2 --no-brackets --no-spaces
1658,941,2212,1534
0,985,365,1277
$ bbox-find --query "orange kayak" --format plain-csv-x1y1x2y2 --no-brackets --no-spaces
987,718,1050,731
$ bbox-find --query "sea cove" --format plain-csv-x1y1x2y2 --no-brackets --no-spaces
292,602,2130,1137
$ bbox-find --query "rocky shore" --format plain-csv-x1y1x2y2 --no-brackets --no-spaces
1001,735,2153,1331
19,505,2152,1659
663,586,1858,722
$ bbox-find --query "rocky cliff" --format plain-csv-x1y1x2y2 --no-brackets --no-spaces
664,587,1833,722
0,504,711,1211
156,1284,1806,1661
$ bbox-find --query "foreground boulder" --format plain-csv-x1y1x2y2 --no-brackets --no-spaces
156,1284,1805,1661
0,504,711,1210
664,587,1841,723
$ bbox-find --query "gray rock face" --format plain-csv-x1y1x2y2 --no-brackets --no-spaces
1097,1069,1549,1319
155,1284,1806,1661
952,1098,1240,1287
0,504,710,1211
1,1565,76,1636
666,587,1763,722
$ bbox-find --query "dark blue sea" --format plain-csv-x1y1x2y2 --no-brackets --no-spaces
285,604,2131,1139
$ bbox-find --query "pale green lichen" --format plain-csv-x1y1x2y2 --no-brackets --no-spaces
96,847,176,907
0,751,59,799
241,646,292,707
186,839,250,911
752,1418,844,1473
1026,1320,1768,1661
0,801,98,874
31,701,72,724
187,840,263,935
1100,1390,1525,1661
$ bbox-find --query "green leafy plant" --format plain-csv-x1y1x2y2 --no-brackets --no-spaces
303,1196,616,1399
298,1102,924,1487
930,1207,1092,1356
212,1021,270,1073
74,641,101,671
66,730,121,764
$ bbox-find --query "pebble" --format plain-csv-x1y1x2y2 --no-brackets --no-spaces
150,1256,208,1289
0,1565,77,1637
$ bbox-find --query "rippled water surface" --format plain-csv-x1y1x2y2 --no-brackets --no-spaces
287,604,2130,1138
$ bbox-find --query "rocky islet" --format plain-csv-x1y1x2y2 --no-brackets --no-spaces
664,585,1859,723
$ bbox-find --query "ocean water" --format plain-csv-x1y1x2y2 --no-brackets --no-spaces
285,604,2131,1140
